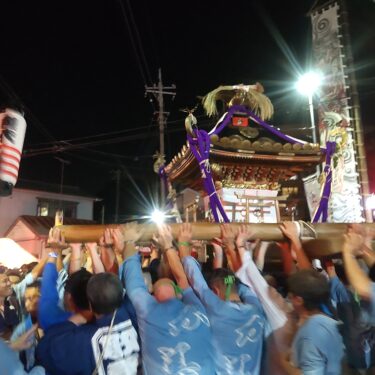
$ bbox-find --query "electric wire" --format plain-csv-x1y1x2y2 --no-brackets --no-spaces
116,0,152,86
0,74,57,142
24,114,208,149
23,118,214,158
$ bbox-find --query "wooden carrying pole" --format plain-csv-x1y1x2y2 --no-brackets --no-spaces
57,222,375,258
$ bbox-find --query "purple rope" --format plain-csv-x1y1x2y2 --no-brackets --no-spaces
185,104,330,223
312,141,336,223
158,165,168,201
209,105,328,151
188,129,230,223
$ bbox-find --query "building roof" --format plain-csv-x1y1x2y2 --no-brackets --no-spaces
5,215,96,238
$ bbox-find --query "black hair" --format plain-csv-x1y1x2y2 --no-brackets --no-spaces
369,264,375,283
25,280,41,290
287,269,330,311
6,269,21,278
65,268,92,310
207,268,238,293
86,273,123,315
334,262,349,285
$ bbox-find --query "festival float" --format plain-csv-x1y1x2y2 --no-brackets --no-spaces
161,83,326,225
58,81,373,260
57,0,375,261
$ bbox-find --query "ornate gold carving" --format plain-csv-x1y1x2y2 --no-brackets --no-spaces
221,179,280,190
239,127,259,139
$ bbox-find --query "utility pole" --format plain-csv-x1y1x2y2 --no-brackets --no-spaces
54,157,70,225
55,157,71,196
145,68,176,207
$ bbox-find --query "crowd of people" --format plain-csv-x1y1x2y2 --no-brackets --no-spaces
1,220,375,374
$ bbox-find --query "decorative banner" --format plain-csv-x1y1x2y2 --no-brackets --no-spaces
303,173,321,219
311,2,364,222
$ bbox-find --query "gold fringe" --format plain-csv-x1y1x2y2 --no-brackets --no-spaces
202,84,274,120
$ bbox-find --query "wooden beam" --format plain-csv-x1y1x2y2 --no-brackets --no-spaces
57,222,375,258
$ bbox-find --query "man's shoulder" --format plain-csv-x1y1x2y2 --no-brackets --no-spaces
227,300,265,315
298,315,341,341
305,314,338,327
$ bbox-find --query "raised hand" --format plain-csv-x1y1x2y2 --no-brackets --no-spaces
102,228,114,246
363,226,375,250
220,224,241,272
123,222,144,243
220,224,237,247
110,228,125,253
10,324,37,351
48,227,68,250
236,225,254,248
343,232,365,257
177,223,192,244
153,224,174,252
279,222,299,243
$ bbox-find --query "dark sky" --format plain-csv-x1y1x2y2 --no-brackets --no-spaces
1,0,374,221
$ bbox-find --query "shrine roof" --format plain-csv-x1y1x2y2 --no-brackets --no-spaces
165,120,324,192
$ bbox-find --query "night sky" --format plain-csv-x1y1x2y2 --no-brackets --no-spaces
1,0,374,221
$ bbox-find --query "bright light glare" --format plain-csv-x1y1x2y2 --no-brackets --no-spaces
151,209,166,225
296,71,323,96
366,195,375,210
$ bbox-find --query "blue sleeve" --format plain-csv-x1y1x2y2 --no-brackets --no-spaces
181,287,206,310
0,339,45,375
122,293,139,333
39,263,71,331
237,282,263,310
122,254,156,319
13,272,34,307
330,276,351,304
294,338,326,375
181,256,221,310
10,315,32,342
10,321,25,342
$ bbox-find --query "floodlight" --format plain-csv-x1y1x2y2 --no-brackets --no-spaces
151,209,166,225
296,71,323,96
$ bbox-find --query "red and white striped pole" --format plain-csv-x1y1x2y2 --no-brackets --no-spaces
0,108,27,196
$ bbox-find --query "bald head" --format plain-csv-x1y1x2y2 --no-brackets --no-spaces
153,278,176,302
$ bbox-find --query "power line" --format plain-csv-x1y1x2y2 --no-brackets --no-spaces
23,118,214,158
116,0,152,86
25,114,208,148
25,123,158,147
125,0,152,84
78,147,154,160
0,74,56,142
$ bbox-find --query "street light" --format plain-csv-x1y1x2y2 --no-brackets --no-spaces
296,71,323,145
296,71,323,175
151,209,166,225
